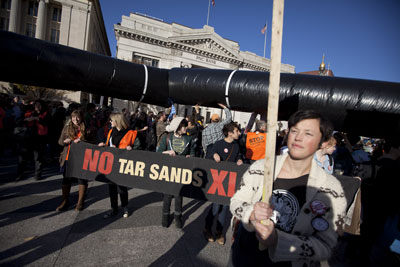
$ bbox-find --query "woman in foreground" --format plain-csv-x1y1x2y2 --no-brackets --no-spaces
229,110,347,267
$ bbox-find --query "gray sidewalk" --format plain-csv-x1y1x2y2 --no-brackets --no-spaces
0,156,233,266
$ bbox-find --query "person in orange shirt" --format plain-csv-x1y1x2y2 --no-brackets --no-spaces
56,109,89,211
99,112,140,219
242,120,267,163
18,100,51,180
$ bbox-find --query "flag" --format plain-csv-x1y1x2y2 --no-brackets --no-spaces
168,104,176,121
261,24,267,34
212,0,215,6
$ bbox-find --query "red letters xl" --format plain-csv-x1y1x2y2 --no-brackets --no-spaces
208,169,228,196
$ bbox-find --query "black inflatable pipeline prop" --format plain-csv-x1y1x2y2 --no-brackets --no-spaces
1,30,399,137
0,31,169,106
169,68,400,137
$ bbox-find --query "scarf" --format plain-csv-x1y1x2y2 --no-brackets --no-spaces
110,127,129,148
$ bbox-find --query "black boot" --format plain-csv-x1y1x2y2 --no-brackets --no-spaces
174,214,183,229
162,214,169,228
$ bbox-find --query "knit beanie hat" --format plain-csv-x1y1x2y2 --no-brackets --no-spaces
166,116,184,133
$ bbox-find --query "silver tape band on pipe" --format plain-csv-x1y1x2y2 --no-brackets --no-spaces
138,64,148,103
225,70,237,109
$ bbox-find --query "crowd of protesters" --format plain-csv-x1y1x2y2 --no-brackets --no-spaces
1,92,399,266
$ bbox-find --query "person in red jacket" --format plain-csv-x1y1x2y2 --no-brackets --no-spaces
99,112,140,219
17,100,50,180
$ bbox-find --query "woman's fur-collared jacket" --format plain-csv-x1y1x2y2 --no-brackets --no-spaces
230,154,347,267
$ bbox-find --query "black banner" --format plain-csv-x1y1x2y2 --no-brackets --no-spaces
67,142,249,205
67,142,360,207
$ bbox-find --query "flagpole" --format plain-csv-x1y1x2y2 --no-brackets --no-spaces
263,19,268,58
207,0,211,26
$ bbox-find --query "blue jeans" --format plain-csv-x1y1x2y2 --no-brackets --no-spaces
205,203,228,233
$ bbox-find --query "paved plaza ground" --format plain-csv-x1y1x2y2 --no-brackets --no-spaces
0,152,363,267
0,154,235,267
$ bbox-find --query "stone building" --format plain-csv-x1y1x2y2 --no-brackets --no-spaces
113,12,296,127
0,0,110,103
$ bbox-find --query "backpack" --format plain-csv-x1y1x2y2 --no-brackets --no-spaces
332,146,354,176
351,149,373,180
352,161,374,180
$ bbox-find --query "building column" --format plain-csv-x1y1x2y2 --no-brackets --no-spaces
35,0,47,40
9,0,21,33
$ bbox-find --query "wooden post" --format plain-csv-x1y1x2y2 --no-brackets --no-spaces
260,0,285,250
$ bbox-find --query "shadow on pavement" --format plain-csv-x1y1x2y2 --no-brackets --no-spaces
149,202,230,267
0,191,164,266
0,183,108,227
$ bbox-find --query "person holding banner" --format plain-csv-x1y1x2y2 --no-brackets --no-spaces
204,122,243,245
157,116,195,228
56,109,89,211
99,112,141,219
229,110,347,267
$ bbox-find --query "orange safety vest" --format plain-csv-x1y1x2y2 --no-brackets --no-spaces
66,131,81,161
245,132,267,160
106,129,138,149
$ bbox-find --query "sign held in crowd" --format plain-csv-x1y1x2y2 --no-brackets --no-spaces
67,142,249,205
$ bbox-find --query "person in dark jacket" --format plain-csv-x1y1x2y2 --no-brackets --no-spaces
157,117,195,228
361,136,400,266
204,122,243,245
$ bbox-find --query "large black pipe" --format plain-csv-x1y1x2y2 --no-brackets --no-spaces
169,68,400,137
1,30,400,137
0,30,169,106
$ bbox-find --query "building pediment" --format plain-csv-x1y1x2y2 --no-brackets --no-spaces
115,24,244,65
169,34,241,60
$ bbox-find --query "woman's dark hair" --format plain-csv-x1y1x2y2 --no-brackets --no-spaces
288,110,333,145
176,119,188,133
223,122,240,137
186,115,196,125
383,135,400,153
34,100,48,113
138,111,147,121
333,132,345,147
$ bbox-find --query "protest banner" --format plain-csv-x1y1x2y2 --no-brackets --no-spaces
66,142,360,209
67,142,249,206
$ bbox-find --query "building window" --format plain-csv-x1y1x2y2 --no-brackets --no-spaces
1,0,11,10
28,1,38,16
52,7,62,22
0,17,9,30
206,112,211,124
26,23,36,37
50,28,60,43
132,54,159,67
